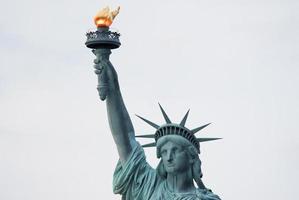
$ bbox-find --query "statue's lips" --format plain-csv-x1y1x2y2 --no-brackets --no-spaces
166,164,175,167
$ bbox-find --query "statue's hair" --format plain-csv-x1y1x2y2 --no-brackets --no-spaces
156,135,204,188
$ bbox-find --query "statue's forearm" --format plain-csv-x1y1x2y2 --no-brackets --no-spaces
94,49,136,163
106,88,136,162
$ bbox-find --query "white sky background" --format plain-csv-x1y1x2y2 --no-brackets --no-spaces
0,0,298,199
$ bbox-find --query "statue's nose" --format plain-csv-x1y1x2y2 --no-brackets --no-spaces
166,151,173,162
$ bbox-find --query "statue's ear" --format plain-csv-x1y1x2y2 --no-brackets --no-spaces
189,157,195,164
188,146,196,164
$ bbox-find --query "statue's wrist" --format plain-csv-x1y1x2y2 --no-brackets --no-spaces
109,82,120,93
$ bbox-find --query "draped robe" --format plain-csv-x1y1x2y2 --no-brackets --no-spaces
113,144,221,200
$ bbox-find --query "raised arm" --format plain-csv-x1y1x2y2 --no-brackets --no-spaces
93,49,137,164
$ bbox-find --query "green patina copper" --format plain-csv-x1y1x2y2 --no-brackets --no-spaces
87,48,222,200
85,10,221,197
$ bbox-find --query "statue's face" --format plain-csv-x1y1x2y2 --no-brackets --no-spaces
160,141,191,174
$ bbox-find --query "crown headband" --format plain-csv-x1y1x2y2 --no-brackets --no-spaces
135,104,221,153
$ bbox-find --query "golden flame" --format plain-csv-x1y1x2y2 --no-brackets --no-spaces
94,6,120,28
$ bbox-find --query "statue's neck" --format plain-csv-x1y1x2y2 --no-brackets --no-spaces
166,168,196,193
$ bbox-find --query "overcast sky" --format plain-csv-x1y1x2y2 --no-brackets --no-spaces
0,0,298,199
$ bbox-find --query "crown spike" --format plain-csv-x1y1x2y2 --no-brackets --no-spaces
142,142,157,148
197,138,222,142
135,134,155,138
158,103,171,124
191,123,211,134
180,109,190,127
136,114,160,129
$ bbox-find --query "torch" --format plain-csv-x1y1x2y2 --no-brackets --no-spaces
85,6,121,100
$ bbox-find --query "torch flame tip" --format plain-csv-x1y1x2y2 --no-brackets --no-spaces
94,6,120,28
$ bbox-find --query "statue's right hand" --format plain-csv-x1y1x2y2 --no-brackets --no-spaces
93,50,119,101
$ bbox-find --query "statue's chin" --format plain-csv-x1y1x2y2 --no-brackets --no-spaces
165,166,177,174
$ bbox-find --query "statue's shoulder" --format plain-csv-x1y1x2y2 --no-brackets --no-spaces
195,188,221,200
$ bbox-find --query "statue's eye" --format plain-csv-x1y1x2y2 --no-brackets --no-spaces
174,147,183,154
161,150,167,155
173,147,177,152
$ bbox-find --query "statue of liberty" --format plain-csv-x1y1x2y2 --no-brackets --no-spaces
92,50,221,200
88,7,222,200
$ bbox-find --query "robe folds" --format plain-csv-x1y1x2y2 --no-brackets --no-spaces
113,144,221,200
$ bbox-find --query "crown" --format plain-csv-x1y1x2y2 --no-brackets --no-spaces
135,104,221,153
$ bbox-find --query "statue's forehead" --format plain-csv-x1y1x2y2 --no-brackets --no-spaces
160,140,180,149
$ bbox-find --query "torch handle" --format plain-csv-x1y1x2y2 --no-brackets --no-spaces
93,49,114,101
95,64,109,101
